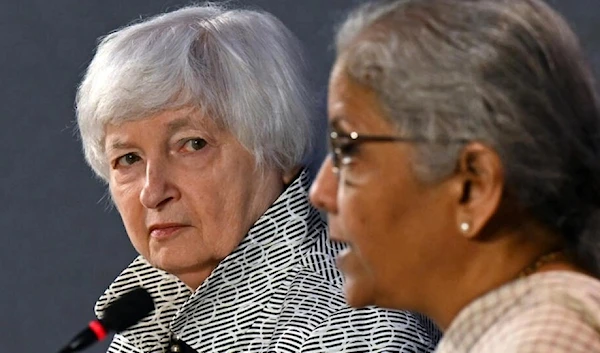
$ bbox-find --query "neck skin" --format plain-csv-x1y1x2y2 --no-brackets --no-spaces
178,263,220,292
420,218,580,330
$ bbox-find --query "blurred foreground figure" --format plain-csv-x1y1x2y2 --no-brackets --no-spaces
310,0,600,351
76,3,440,353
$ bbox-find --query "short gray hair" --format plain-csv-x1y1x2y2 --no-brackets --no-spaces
336,0,600,274
76,3,315,180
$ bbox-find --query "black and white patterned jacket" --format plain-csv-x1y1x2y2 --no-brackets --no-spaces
95,170,440,353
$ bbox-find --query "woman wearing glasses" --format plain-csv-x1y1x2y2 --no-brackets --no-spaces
310,0,600,351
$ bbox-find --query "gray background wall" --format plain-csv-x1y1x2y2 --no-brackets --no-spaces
1,1,598,352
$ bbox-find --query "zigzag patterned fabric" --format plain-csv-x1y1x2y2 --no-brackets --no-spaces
95,169,441,353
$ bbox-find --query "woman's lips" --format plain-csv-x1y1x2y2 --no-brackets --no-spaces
149,224,189,240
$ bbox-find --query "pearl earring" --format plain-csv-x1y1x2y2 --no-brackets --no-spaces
460,222,470,233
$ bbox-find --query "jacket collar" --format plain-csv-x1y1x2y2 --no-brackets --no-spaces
95,169,320,352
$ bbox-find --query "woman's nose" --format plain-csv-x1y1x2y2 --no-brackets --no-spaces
309,157,339,214
139,161,179,209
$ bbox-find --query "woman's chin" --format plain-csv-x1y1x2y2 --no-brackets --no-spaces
342,275,376,308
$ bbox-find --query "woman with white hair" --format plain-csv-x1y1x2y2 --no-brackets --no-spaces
310,0,600,352
76,3,440,353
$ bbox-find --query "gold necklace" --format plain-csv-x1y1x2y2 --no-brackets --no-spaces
517,250,565,278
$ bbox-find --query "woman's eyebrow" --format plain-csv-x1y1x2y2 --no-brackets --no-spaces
166,116,197,135
106,138,136,153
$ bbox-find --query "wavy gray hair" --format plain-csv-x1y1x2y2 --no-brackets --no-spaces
76,3,314,180
336,0,600,274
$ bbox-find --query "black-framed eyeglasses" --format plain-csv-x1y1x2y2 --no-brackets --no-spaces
328,130,469,174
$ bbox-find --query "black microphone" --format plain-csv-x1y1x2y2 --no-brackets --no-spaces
57,287,154,353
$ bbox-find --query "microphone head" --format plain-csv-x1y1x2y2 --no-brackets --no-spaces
101,287,154,333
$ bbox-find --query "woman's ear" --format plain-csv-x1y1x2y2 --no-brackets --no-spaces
454,142,504,239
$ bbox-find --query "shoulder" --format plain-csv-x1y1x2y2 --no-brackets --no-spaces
478,303,600,352
300,306,440,352
479,273,600,352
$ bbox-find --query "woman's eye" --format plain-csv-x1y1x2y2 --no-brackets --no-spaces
115,153,141,167
182,138,207,152
339,141,359,156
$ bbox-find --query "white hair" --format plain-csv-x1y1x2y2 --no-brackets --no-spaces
76,3,315,180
